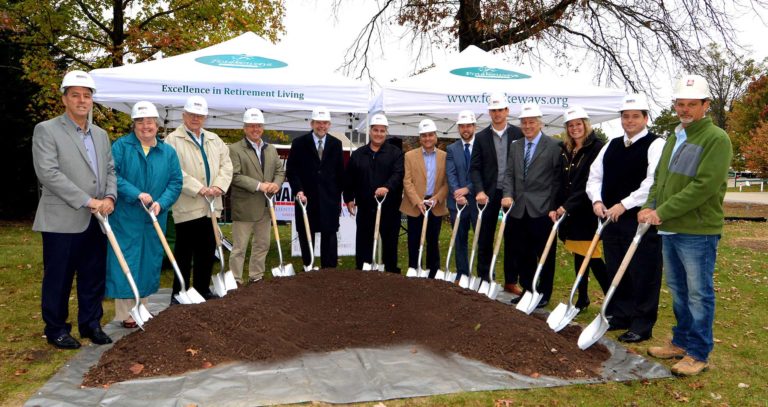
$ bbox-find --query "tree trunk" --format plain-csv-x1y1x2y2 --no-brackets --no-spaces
457,0,483,51
111,0,124,67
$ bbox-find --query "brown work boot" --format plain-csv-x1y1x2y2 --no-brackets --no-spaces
671,356,710,376
647,342,686,359
504,283,522,296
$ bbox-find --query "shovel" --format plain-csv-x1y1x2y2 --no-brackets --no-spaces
94,213,153,329
296,196,319,272
478,204,512,299
406,199,434,278
578,222,651,350
206,197,236,296
460,202,486,289
516,211,567,314
363,194,387,272
547,217,611,331
141,203,205,305
439,202,466,282
266,192,295,277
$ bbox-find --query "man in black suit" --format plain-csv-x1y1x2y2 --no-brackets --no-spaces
469,93,523,292
502,103,562,308
286,106,345,268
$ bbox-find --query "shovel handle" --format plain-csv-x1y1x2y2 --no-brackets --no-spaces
297,195,316,268
468,204,485,273
444,203,466,270
94,213,141,304
608,222,651,290
265,193,284,263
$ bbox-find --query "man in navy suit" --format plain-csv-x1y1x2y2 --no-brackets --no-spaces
286,106,345,268
446,110,479,281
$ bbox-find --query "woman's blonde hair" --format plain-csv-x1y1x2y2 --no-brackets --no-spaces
563,118,593,152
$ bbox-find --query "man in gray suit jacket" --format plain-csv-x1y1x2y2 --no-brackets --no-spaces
228,108,285,284
446,110,478,281
32,71,117,349
502,103,562,308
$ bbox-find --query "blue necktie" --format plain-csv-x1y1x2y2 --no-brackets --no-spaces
463,143,471,168
523,142,532,179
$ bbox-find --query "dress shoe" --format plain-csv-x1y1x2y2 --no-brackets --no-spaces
203,292,221,300
671,356,709,376
575,300,590,311
648,342,686,359
503,283,523,296
248,277,263,284
83,327,113,345
510,296,522,305
618,331,650,343
536,299,549,308
170,296,180,306
47,333,81,350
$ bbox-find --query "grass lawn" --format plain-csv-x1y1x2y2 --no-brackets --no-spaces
1,205,766,406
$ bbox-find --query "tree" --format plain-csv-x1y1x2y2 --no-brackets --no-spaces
742,120,768,177
1,0,285,124
728,74,768,170
649,107,678,140
339,0,766,95
695,43,766,130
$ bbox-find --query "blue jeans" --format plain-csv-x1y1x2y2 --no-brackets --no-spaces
662,233,720,362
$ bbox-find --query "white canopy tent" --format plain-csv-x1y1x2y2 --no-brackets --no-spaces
365,46,626,137
89,32,369,132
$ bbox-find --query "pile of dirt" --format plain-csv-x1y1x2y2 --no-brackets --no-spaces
83,270,610,387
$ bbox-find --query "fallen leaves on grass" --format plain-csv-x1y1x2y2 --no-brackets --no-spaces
738,383,750,388
14,369,27,376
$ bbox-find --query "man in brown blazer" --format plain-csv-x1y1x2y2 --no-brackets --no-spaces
401,119,448,278
228,108,285,284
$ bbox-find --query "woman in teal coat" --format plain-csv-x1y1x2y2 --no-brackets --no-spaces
106,101,182,328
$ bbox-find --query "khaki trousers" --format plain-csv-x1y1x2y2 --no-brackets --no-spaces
230,216,271,283
114,298,148,322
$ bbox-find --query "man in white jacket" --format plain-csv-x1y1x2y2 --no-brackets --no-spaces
165,96,233,301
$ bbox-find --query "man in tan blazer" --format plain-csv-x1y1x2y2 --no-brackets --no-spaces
401,119,448,278
228,109,285,284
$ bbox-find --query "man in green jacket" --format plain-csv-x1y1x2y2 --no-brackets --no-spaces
639,74,732,376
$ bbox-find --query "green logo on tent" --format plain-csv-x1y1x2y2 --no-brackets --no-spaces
450,66,530,80
195,54,287,69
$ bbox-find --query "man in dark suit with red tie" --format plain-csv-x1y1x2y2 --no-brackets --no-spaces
286,106,345,268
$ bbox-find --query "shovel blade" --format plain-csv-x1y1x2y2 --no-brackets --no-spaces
418,268,430,278
406,267,418,277
469,276,481,291
516,291,542,314
283,264,295,277
434,269,446,280
223,270,238,291
444,271,456,282
211,274,227,297
362,263,373,271
547,302,579,332
174,291,193,305
185,287,206,304
458,274,470,289
375,264,386,272
130,304,153,330
487,283,501,300
477,280,490,296
271,266,283,278
578,314,609,350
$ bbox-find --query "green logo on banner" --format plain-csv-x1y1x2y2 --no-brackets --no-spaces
450,66,530,80
195,54,287,69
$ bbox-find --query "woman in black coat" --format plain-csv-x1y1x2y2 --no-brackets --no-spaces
552,107,609,311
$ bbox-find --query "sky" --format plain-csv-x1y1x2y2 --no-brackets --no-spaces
279,1,768,137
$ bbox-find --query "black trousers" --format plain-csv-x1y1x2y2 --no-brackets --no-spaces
507,213,556,302
41,216,106,338
355,206,400,272
476,189,517,283
572,254,610,306
406,212,442,277
295,209,338,268
602,218,663,336
173,216,216,297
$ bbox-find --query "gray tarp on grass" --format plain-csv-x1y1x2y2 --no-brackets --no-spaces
25,289,671,407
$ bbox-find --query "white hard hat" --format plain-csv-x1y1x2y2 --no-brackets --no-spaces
60,70,96,94
243,108,265,124
672,74,710,100
562,105,589,123
518,103,543,119
311,106,331,121
619,93,651,112
184,95,208,116
487,92,508,109
370,113,388,127
418,119,437,134
131,101,159,119
456,110,476,125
